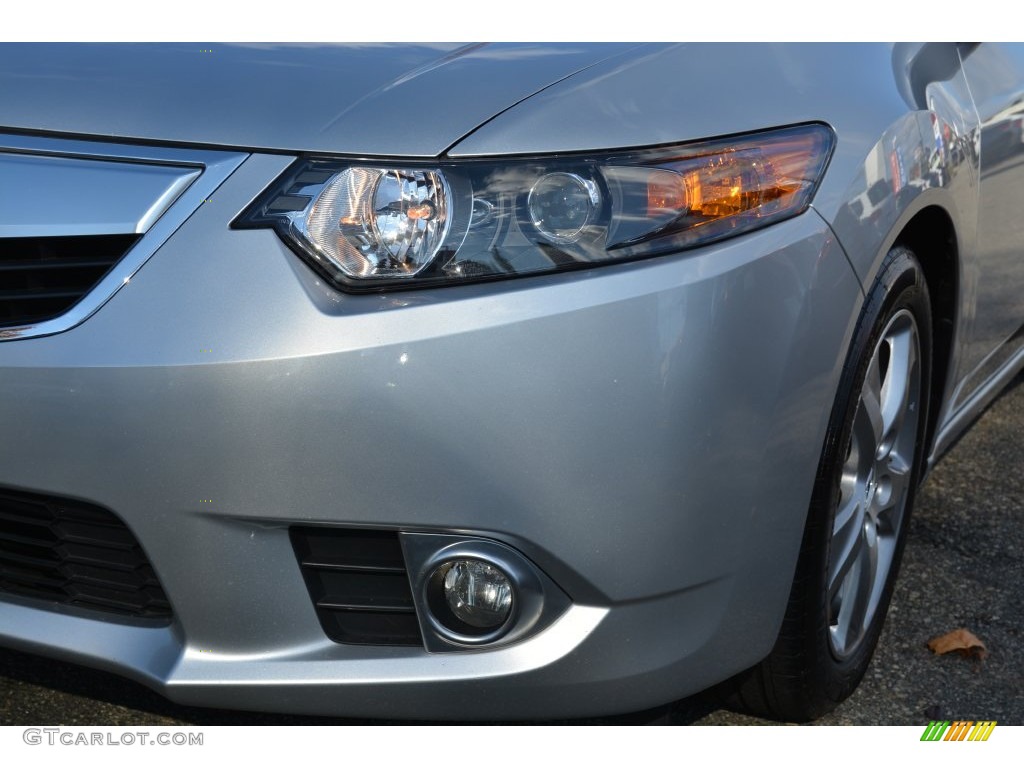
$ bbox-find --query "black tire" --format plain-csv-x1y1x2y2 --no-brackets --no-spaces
726,245,933,722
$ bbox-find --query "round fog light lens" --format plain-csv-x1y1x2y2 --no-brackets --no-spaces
442,559,513,629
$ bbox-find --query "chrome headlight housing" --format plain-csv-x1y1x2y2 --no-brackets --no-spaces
235,123,833,291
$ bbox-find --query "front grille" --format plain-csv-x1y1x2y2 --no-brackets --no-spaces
0,487,171,620
290,527,422,646
0,234,139,327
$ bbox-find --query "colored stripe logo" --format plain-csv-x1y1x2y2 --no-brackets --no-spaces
920,721,997,741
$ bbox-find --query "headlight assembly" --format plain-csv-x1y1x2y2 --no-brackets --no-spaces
235,123,834,291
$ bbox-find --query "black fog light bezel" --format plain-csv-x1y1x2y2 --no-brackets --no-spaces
421,549,537,647
400,533,569,652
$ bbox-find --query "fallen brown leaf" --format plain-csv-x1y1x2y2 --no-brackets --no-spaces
927,628,989,660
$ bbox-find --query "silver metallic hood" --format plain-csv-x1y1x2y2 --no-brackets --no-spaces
0,43,638,157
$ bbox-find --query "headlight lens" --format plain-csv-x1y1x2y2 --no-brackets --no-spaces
236,123,833,290
302,167,450,278
527,172,601,243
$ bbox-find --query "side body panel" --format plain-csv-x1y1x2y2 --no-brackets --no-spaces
954,44,1024,407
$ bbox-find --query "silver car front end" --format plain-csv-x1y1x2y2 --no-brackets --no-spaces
0,129,862,718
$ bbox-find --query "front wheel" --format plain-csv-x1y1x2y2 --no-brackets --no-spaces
728,245,932,721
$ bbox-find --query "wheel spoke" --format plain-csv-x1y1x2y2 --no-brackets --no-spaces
853,395,882,476
861,353,885,451
833,489,861,539
829,509,865,598
879,327,917,450
841,528,878,648
830,591,853,652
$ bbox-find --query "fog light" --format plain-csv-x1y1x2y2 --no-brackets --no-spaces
437,559,513,631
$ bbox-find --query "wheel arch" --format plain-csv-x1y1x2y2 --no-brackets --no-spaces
889,205,960,465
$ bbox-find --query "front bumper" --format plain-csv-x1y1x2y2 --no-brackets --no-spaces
0,152,862,719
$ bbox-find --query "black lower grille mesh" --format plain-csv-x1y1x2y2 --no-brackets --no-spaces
0,487,171,620
290,527,422,646
0,234,139,327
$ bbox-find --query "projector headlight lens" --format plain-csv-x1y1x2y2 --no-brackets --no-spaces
527,172,601,244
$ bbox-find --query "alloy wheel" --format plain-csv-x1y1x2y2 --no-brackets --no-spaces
827,308,922,659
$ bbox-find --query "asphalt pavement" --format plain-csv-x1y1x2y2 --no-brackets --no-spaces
1,375,1021,726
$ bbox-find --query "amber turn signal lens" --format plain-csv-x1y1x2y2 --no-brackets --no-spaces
647,129,828,222
646,168,691,216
